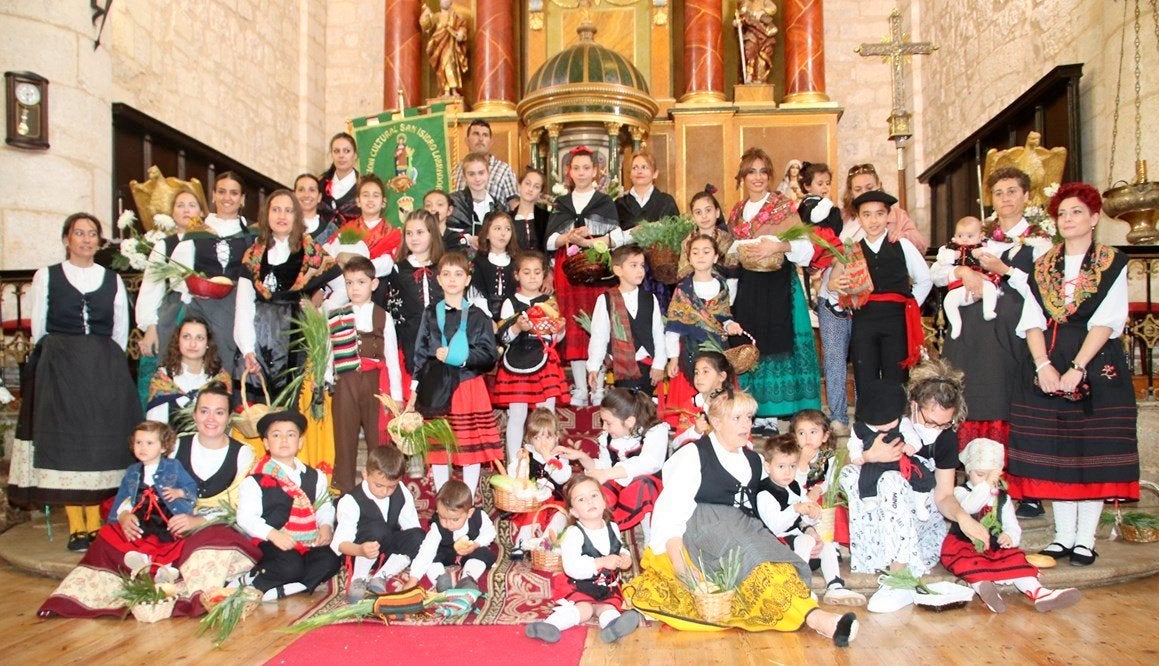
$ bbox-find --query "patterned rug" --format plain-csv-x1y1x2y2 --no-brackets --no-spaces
294,406,645,627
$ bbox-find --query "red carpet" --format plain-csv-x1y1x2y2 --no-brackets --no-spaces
267,624,587,665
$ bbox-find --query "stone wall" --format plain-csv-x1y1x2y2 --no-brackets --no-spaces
0,5,113,270
914,0,1159,245
321,0,385,174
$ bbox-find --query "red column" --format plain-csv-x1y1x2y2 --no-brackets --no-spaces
681,0,725,103
473,0,517,112
782,0,830,104
384,0,422,110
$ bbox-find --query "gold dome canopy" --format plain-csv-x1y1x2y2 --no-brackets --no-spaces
518,22,659,133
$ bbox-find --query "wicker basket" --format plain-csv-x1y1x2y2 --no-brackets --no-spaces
130,597,177,623
562,251,616,286
644,244,681,285
386,411,427,456
818,507,838,543
527,504,568,573
1120,524,1159,543
199,587,262,620
733,238,786,272
724,331,760,375
492,453,542,513
234,370,271,439
692,589,735,624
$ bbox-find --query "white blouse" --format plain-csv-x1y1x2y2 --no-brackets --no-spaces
236,458,334,539
594,422,670,488
234,236,291,356
30,261,129,350
586,288,667,372
145,364,210,423
331,480,421,556
1016,254,1128,338
560,521,627,580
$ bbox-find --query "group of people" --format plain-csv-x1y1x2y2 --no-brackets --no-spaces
11,120,1139,647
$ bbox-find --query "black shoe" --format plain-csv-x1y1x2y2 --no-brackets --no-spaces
66,532,90,552
1038,542,1073,559
1016,500,1044,518
1069,545,1098,566
510,546,525,561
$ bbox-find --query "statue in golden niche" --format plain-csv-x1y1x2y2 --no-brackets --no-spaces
734,0,778,84
420,0,470,98
983,132,1068,208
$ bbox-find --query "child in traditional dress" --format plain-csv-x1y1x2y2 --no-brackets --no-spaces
933,216,1000,339
941,438,1081,613
407,480,497,591
383,209,445,377
327,256,403,493
494,251,568,462
448,152,503,253
471,210,517,321
847,379,935,520
333,445,424,602
108,421,197,582
525,475,642,644
510,408,573,559
423,189,459,251
664,234,741,428
669,351,734,449
408,252,502,497
326,175,402,277
511,168,549,252
828,190,931,401
586,245,666,397
755,436,865,606
561,388,667,541
790,409,838,498
676,186,732,281
235,411,339,601
545,146,625,407
795,162,843,238
146,317,232,427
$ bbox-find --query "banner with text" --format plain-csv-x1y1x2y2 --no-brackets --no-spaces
351,105,452,226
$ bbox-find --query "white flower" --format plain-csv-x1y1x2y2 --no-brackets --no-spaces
120,238,151,271
153,214,176,233
0,386,13,405
117,210,137,231
552,183,568,196
1040,218,1057,237
1043,183,1060,199
143,229,166,245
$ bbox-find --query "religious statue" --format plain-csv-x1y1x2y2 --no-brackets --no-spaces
982,131,1068,207
420,0,469,98
734,0,778,84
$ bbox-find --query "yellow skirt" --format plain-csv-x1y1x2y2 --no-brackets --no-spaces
231,376,336,476
623,548,817,632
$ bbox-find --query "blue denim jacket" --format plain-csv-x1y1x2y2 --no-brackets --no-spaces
108,458,198,522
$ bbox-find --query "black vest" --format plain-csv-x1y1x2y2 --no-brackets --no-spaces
578,521,622,559
134,467,176,542
255,466,320,530
759,477,807,534
692,436,763,517
528,453,567,496
606,290,656,356
947,483,1007,549
348,481,407,544
861,238,911,295
173,436,244,499
45,263,116,337
256,249,305,302
567,522,624,599
191,222,251,280
604,432,644,466
434,509,483,562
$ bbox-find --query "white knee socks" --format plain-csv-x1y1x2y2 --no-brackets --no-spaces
1075,500,1103,549
545,603,582,631
506,403,530,463
597,608,621,628
571,361,588,401
432,464,450,492
463,463,481,498
461,558,486,582
1052,500,1078,548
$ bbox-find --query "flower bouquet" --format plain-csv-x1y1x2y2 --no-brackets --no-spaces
110,210,177,272
630,215,695,284
676,547,743,624
817,449,848,543
329,225,370,267
562,239,615,286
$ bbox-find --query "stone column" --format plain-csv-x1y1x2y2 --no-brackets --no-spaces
383,0,423,109
472,0,517,113
782,0,830,105
605,122,623,181
546,124,562,187
528,129,544,171
680,0,725,104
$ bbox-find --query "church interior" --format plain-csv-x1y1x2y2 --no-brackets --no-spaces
1,1,1159,663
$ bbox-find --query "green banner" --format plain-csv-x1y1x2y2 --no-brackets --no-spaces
350,105,452,226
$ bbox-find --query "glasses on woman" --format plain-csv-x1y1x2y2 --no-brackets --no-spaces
848,164,877,177
918,407,954,430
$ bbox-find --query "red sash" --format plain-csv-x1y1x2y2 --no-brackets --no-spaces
866,292,923,368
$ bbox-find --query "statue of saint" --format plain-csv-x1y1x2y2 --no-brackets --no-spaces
734,0,778,84
420,0,469,98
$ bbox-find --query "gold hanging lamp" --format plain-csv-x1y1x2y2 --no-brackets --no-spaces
1102,0,1159,244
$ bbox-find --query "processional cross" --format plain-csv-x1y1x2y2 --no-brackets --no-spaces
856,9,937,209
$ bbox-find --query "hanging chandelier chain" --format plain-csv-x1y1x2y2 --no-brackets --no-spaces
1134,0,1143,164
1108,0,1129,186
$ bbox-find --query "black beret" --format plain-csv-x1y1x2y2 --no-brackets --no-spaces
852,190,898,210
856,379,907,425
257,410,308,437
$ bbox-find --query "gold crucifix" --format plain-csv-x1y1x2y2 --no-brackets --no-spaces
856,8,937,208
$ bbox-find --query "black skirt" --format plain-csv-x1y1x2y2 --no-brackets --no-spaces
941,290,1026,420
732,265,794,356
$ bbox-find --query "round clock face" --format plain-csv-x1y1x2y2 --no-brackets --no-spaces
15,82,41,106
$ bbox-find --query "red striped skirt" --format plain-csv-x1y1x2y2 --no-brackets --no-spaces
602,476,662,530
555,253,603,362
492,348,569,407
427,376,502,466
940,534,1037,583
96,523,186,567
510,500,567,532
